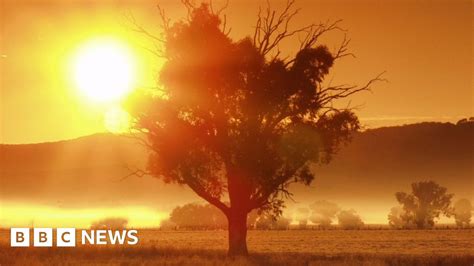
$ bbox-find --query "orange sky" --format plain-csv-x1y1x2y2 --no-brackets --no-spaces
1,0,472,144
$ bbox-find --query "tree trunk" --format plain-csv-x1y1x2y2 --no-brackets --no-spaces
227,209,248,256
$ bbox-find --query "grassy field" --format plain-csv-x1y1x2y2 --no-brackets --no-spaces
0,229,473,265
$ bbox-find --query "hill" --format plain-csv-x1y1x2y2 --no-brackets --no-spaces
289,121,473,219
1,122,472,221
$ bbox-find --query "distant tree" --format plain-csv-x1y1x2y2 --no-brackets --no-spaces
296,208,310,229
387,206,412,229
309,200,340,228
91,217,128,230
255,214,291,230
159,219,178,230
337,209,364,229
126,1,380,255
453,199,472,228
254,215,272,230
273,216,291,230
395,181,453,229
169,203,227,229
456,118,474,125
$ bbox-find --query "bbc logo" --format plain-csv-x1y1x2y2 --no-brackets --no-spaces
11,228,139,247
11,228,76,247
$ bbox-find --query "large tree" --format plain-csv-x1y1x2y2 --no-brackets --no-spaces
309,200,340,228
395,181,453,229
337,209,364,229
126,1,380,255
255,214,291,230
169,203,227,229
388,206,409,229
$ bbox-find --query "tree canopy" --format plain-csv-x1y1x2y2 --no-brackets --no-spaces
168,202,227,229
395,181,453,229
126,1,379,255
309,200,340,227
337,209,364,229
388,206,409,229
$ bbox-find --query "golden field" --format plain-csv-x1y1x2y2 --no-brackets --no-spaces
0,229,473,265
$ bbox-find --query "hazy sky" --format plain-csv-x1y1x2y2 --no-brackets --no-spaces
1,0,472,144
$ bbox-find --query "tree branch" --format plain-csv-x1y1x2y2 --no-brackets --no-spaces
117,166,151,182
183,173,230,215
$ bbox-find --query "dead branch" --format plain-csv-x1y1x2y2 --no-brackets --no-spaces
122,131,154,150
252,0,348,66
126,11,164,43
156,3,171,32
318,72,387,106
124,10,166,58
334,34,354,60
181,0,196,21
298,19,344,51
254,0,314,56
117,166,151,182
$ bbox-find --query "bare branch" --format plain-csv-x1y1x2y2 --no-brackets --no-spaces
262,72,386,133
214,0,229,16
181,0,196,21
250,170,300,210
117,166,151,182
318,72,387,106
254,0,314,57
252,0,348,65
182,172,230,215
334,34,355,60
221,14,232,36
126,11,165,43
156,3,171,32
299,20,344,51
121,132,153,150
124,9,166,58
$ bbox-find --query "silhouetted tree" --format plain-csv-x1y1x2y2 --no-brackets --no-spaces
456,118,474,125
159,219,178,230
309,200,340,228
255,214,291,230
296,207,309,229
453,198,472,228
169,203,227,229
273,216,291,230
395,181,453,229
126,1,380,255
91,217,128,230
337,209,364,229
387,206,413,229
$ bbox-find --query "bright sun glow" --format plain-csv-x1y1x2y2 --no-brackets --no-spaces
73,38,136,102
104,106,131,133
0,202,167,228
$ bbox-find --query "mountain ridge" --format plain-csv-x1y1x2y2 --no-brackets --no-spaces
1,121,472,215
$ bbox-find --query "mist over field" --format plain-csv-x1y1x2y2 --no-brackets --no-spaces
1,121,472,227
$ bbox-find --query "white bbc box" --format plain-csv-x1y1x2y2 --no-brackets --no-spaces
11,228,30,247
33,228,53,247
57,228,76,247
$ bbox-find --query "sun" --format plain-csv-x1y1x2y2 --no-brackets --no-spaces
73,38,136,103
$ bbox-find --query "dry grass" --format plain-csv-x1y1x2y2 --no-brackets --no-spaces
0,229,473,265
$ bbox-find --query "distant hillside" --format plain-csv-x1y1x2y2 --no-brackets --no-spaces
1,122,472,214
291,122,473,209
